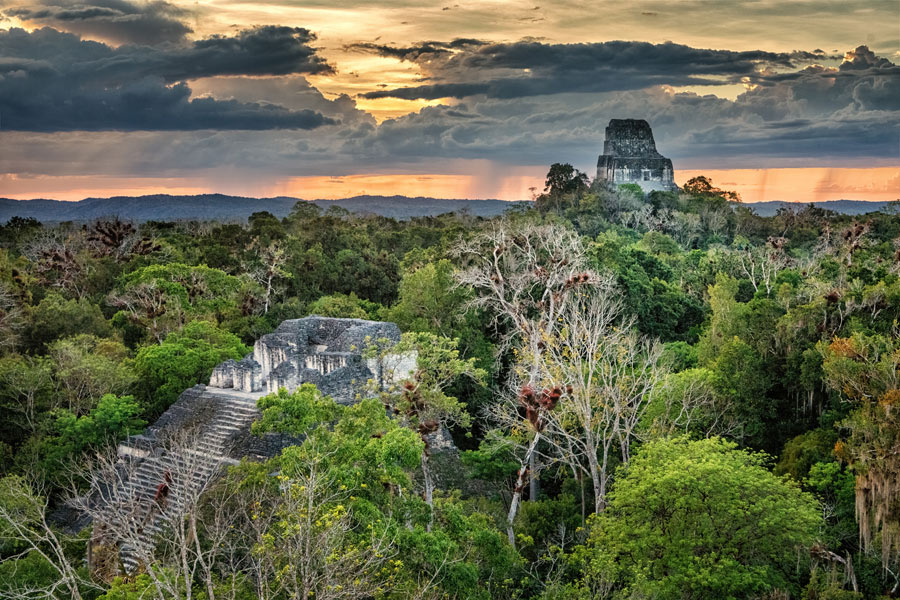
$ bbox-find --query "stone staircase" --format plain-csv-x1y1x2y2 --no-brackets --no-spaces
108,390,262,574
90,317,418,576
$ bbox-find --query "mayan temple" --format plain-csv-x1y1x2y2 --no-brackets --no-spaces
87,316,418,577
595,118,678,193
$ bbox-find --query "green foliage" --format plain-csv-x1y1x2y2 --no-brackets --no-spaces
617,183,643,198
536,163,589,212
307,291,381,319
572,437,820,599
42,394,145,474
6,169,900,598
820,333,900,574
776,428,838,480
514,492,583,561
134,320,249,417
0,354,54,450
659,340,697,372
378,331,487,433
0,550,60,593
589,233,703,341
383,259,467,336
708,336,773,445
682,175,741,202
96,575,160,600
112,263,245,341
49,334,136,414
253,383,343,436
24,292,111,352
119,263,242,313
461,433,519,482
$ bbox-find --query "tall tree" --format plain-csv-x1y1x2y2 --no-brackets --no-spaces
821,333,900,591
534,282,663,513
455,222,598,545
371,332,485,529
571,437,820,599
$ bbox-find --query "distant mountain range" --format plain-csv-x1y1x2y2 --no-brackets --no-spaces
0,194,528,223
0,194,894,223
746,199,896,217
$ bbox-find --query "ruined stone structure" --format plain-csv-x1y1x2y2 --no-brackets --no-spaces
208,316,416,401
92,317,418,575
595,119,678,193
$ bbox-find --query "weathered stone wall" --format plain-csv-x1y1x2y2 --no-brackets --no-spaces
211,316,413,403
596,118,678,193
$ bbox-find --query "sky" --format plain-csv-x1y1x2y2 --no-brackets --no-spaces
0,0,898,203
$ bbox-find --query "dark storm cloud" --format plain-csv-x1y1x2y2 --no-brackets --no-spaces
3,0,193,45
355,39,836,100
0,26,337,131
337,45,899,166
349,38,482,61
740,46,900,113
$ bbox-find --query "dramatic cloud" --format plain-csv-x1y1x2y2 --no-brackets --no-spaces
330,42,899,168
2,0,192,45
0,26,337,130
354,39,836,100
0,0,896,206
189,76,375,127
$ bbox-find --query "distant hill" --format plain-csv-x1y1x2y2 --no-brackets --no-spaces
746,199,897,217
0,194,529,223
0,194,895,223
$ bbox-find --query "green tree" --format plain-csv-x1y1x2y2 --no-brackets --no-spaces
572,437,820,599
821,334,900,578
383,259,469,337
543,163,589,197
36,394,145,487
372,332,485,525
536,163,589,213
0,474,101,599
253,383,342,437
0,355,54,454
24,293,111,352
708,337,773,446
134,321,249,417
683,175,741,202
307,292,380,319
46,394,145,460
110,263,244,342
48,335,135,415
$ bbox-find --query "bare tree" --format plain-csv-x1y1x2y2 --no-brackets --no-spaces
0,356,54,433
256,442,395,600
86,218,135,259
70,429,228,599
454,222,598,545
108,280,184,342
0,282,23,353
736,236,792,296
24,231,89,299
60,425,399,600
0,474,103,600
701,206,729,238
651,370,745,442
535,282,663,512
245,240,289,315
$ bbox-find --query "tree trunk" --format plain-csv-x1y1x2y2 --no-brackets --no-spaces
507,433,541,547
422,452,435,532
588,450,605,515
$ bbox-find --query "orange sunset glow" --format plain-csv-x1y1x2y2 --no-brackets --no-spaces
2,167,897,205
